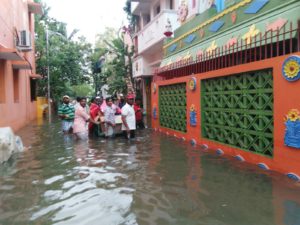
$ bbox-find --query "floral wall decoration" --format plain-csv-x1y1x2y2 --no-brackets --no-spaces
284,109,300,149
282,55,300,82
190,104,197,127
188,77,197,91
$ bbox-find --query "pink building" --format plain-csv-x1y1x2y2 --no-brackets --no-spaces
0,0,42,131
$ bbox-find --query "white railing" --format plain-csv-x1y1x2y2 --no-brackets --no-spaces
133,57,152,77
136,10,179,54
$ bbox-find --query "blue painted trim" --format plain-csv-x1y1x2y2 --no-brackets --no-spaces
257,163,270,170
184,34,196,44
215,0,225,13
244,0,269,14
286,173,300,182
235,155,245,161
190,139,197,146
216,149,224,155
169,44,177,53
202,144,208,149
209,20,225,32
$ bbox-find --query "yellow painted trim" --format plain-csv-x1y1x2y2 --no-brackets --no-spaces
163,0,253,50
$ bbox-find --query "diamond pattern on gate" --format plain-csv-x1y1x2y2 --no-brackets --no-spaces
159,83,187,133
201,69,274,156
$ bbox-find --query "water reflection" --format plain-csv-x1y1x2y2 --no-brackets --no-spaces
0,122,299,225
284,201,300,225
30,137,137,225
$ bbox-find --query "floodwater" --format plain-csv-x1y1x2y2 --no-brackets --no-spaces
0,120,300,225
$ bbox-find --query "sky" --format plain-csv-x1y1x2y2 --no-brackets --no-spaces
43,0,128,44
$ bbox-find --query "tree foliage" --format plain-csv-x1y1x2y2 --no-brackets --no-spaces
71,84,93,97
106,37,134,95
92,32,134,96
35,1,136,102
123,0,137,28
90,28,117,95
91,16,135,96
35,2,92,103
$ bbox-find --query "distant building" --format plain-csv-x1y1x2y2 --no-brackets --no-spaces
0,0,42,131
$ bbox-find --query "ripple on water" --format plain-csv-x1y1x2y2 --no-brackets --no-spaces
113,153,130,157
2,124,300,225
44,175,65,185
32,188,137,225
75,166,128,184
31,162,134,225
60,182,97,200
0,184,15,191
44,190,63,201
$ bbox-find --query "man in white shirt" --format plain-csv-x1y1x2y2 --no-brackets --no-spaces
121,94,136,139
104,97,116,137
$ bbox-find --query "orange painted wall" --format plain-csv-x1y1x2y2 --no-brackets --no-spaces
152,53,300,176
0,0,38,131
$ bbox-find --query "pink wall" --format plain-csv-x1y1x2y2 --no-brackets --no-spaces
123,31,133,50
0,0,38,131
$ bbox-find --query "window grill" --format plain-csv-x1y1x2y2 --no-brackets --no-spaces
159,83,187,133
201,69,274,156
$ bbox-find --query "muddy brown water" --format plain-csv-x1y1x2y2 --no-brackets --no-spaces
0,120,300,225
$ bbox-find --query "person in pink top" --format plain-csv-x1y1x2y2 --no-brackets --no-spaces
73,97,99,140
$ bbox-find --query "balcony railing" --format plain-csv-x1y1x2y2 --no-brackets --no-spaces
155,21,300,80
136,9,178,54
133,55,157,77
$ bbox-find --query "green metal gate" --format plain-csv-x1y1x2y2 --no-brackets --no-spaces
201,69,274,156
159,83,187,133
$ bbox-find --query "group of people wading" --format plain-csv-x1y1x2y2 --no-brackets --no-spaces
58,94,145,140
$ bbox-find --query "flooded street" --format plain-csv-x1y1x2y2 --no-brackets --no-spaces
0,121,300,225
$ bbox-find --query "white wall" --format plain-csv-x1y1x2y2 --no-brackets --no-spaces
137,10,178,54
133,57,153,77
